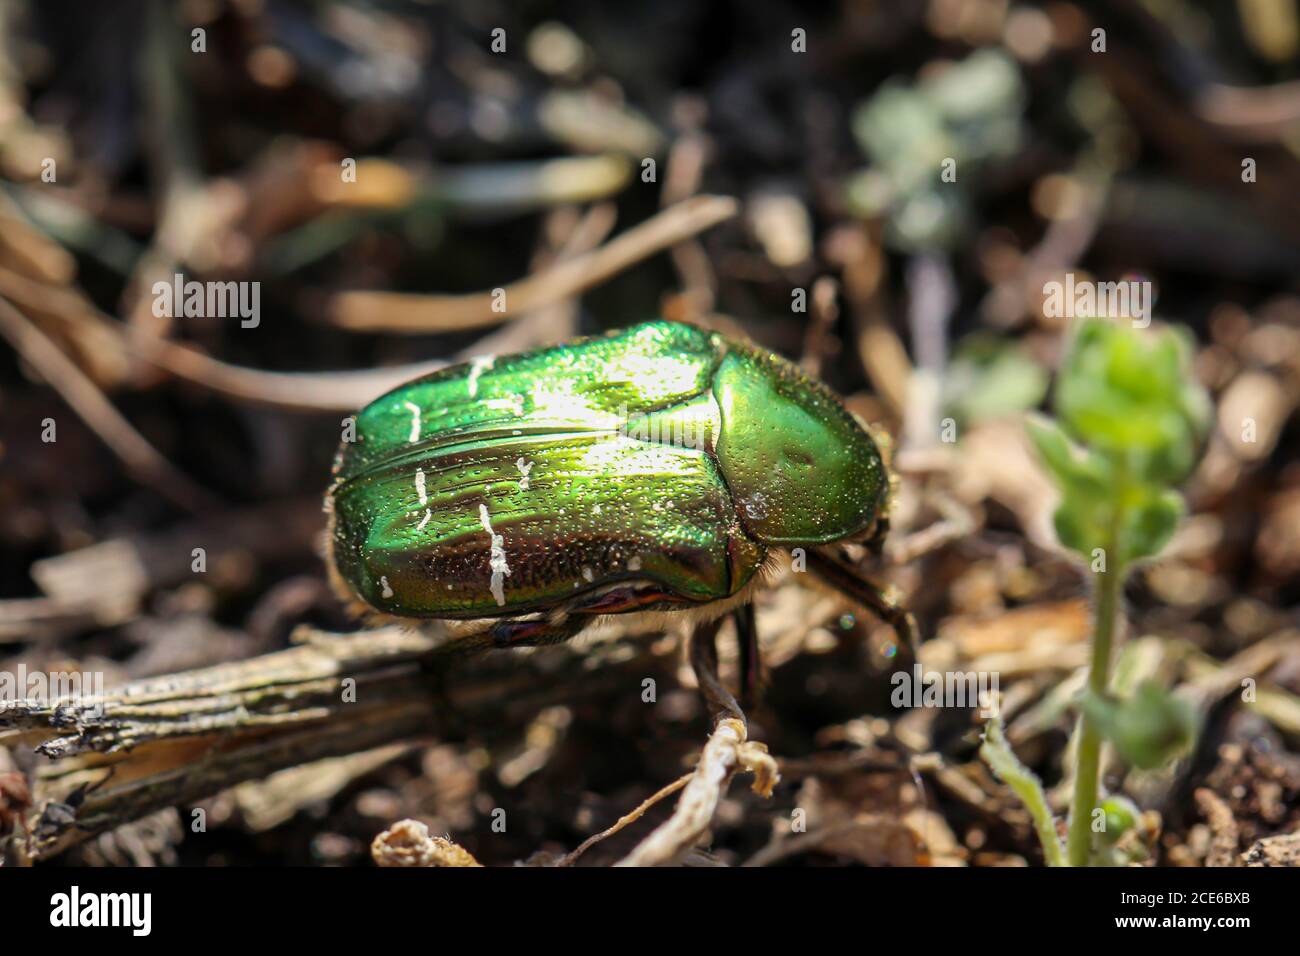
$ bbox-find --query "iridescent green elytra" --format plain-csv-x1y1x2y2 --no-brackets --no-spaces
326,321,889,645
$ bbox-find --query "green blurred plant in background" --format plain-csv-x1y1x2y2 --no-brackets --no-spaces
847,49,1025,253
982,317,1211,866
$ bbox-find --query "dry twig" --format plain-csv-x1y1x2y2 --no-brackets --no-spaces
614,623,778,866
1,625,675,861
328,195,738,333
559,772,692,866
614,717,777,866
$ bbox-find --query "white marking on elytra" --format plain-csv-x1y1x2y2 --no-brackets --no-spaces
417,509,432,531
516,457,533,490
380,576,394,598
582,566,594,582
415,467,428,505
403,401,421,443
592,503,602,515
478,503,511,606
628,556,643,571
467,355,495,398
484,395,524,415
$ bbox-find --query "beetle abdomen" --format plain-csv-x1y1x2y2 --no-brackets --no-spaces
327,322,763,618
331,430,752,616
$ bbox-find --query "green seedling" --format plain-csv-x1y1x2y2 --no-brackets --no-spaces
981,317,1210,865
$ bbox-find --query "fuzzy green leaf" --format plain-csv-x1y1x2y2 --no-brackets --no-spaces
1055,318,1210,485
980,712,1065,866
1119,488,1185,564
1082,682,1198,770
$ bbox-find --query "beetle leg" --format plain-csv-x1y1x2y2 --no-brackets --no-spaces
864,512,890,558
690,616,746,727
806,546,920,658
565,583,691,616
733,602,763,712
485,581,693,649
487,613,593,648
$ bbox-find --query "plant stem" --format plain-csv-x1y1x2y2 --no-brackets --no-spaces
1065,548,1123,866
981,714,1065,866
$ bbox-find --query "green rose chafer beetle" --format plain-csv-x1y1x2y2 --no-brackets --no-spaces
325,320,915,675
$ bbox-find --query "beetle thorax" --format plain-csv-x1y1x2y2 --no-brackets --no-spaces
711,347,888,546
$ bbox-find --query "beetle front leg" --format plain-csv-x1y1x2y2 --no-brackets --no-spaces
806,546,920,658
